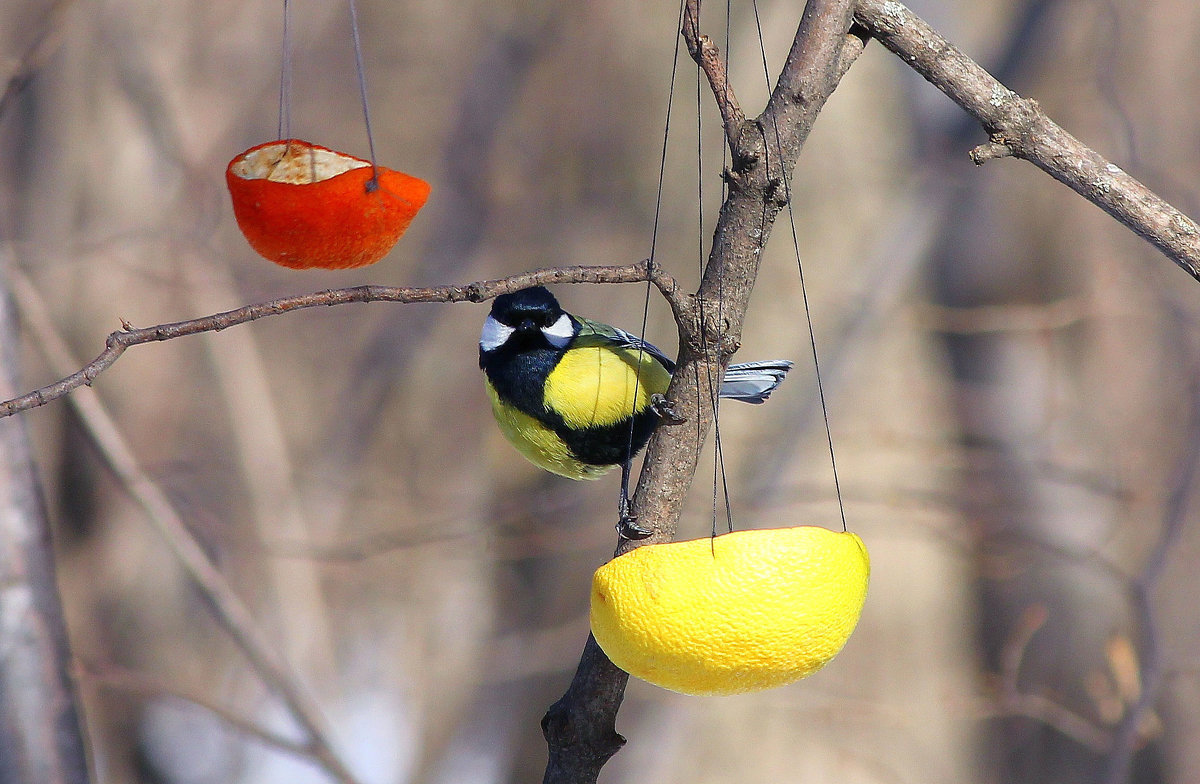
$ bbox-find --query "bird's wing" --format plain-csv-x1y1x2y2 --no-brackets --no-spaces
569,317,791,403
571,316,676,372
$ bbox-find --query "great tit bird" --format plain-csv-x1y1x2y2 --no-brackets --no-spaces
479,286,792,537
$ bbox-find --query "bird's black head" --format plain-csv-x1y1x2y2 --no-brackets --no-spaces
489,286,563,330
480,286,577,357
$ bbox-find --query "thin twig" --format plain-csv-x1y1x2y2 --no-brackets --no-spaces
985,605,1114,753
1,262,678,418
682,0,745,150
78,662,315,761
1100,297,1200,783
917,295,1092,334
187,261,338,689
11,269,361,784
853,0,1200,283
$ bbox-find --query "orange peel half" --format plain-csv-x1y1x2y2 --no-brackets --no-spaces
226,139,430,270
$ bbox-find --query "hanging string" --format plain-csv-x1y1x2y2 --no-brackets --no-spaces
698,47,720,536
694,34,735,539
347,0,380,190
751,0,848,532
277,0,293,141
712,0,736,535
623,0,687,500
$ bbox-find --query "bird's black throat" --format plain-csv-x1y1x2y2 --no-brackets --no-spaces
480,339,563,420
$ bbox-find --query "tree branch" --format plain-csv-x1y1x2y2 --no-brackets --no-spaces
542,2,857,782
987,605,1114,753
0,257,90,784
79,662,318,763
682,0,745,151
540,636,630,784
11,269,360,784
1100,297,1200,783
0,0,74,121
853,0,1200,283
1,262,678,418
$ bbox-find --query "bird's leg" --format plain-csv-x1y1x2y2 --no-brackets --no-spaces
649,393,686,424
617,459,651,540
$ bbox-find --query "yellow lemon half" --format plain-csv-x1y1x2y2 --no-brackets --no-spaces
590,527,869,696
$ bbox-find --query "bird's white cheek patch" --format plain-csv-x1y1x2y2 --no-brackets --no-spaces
480,316,516,351
542,314,575,349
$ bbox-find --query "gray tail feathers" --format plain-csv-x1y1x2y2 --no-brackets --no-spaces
718,361,794,404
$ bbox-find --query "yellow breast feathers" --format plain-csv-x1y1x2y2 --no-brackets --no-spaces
543,344,672,431
484,380,612,479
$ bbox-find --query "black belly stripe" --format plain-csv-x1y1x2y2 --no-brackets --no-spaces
480,342,562,419
558,409,659,466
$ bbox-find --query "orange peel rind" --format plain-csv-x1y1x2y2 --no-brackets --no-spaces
226,139,430,270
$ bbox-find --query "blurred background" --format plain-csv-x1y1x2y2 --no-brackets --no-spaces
2,0,1200,782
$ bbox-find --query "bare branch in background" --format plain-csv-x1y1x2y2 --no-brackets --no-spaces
849,2,1200,771
79,662,315,762
0,0,73,119
853,0,1200,283
11,269,362,784
0,6,90,783
0,262,678,418
0,260,90,784
984,605,1114,753
1100,297,1200,783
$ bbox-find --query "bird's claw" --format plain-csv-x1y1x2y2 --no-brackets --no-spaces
617,514,652,540
617,495,652,540
650,394,685,424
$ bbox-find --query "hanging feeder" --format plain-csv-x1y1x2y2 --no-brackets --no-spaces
590,526,870,696
226,139,430,270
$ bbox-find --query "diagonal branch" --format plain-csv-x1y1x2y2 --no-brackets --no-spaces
0,0,75,121
12,269,361,784
1,262,680,418
1100,297,1200,783
853,0,1200,282
79,661,317,763
986,605,1114,753
760,0,858,151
